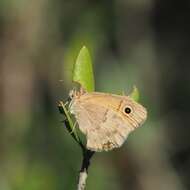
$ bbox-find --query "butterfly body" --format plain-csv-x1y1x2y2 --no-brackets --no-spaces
69,90,147,152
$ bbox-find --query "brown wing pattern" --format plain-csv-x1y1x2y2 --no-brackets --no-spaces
86,106,133,151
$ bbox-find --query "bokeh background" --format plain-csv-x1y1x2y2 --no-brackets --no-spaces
0,0,190,190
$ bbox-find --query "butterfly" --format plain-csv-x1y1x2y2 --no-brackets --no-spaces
69,88,147,152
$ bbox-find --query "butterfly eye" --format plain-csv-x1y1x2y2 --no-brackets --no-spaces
124,107,131,114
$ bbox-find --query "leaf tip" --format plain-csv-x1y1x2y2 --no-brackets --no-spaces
81,45,87,50
129,85,140,102
72,46,95,92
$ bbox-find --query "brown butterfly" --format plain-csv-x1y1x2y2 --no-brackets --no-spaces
69,89,147,152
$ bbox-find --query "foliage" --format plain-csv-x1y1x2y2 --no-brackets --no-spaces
73,46,95,92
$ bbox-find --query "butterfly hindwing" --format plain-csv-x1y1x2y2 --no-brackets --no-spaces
86,106,132,151
70,91,147,151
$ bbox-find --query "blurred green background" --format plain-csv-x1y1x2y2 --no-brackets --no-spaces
0,0,190,190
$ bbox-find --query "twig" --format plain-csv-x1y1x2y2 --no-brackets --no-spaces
77,150,94,190
58,101,95,190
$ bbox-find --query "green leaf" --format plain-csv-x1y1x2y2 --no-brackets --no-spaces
129,86,140,102
73,46,95,92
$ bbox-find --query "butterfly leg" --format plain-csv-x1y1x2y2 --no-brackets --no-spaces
70,121,77,134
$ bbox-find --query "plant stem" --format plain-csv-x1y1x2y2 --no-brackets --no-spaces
77,150,95,190
58,101,95,190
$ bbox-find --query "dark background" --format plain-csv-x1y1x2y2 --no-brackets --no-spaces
0,0,190,189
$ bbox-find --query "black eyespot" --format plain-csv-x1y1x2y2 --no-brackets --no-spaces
124,107,131,114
